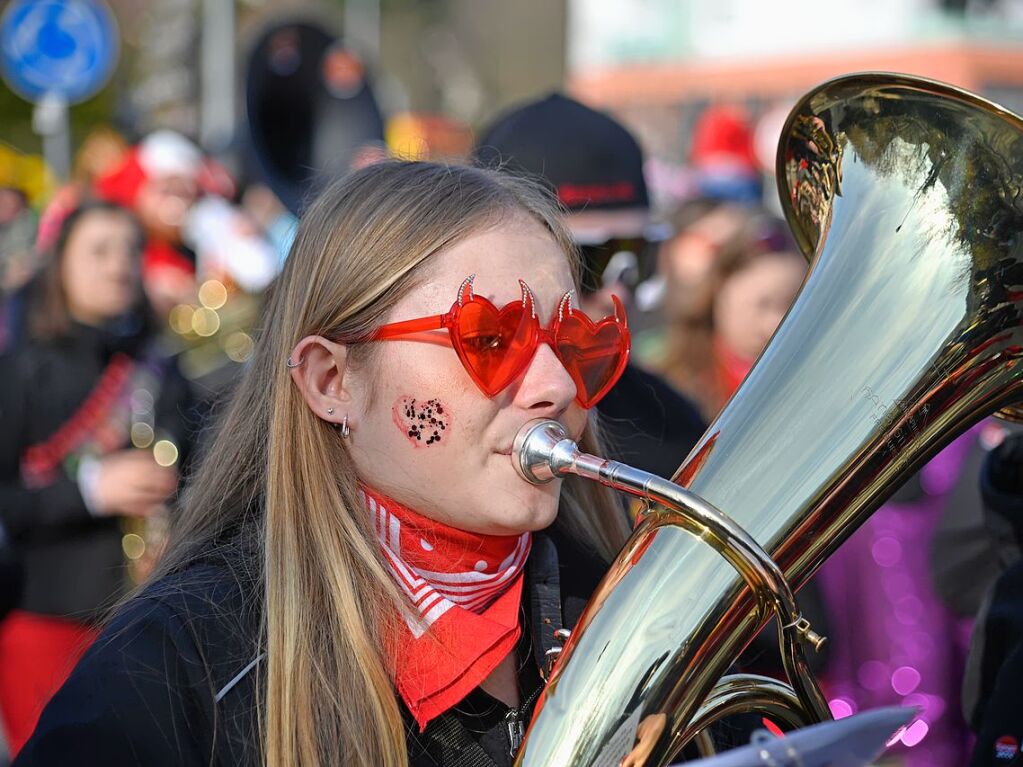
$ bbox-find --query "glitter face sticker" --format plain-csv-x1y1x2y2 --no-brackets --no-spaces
393,396,450,447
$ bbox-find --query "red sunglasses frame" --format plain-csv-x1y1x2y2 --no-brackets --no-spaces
370,276,630,408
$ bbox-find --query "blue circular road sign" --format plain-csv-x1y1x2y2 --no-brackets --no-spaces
0,0,119,104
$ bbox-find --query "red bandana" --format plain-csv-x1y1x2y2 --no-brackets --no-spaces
362,487,531,731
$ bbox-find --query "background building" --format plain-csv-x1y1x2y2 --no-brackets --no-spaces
566,0,1023,190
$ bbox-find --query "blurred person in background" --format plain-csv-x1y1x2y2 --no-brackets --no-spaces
476,99,825,747
631,198,750,361
657,199,748,305
0,184,36,354
0,200,194,757
4,131,128,357
814,425,980,766
95,131,277,405
630,105,764,358
475,93,705,480
73,128,129,188
0,147,51,354
658,211,805,420
961,430,1023,766
0,179,38,300
688,105,762,205
35,128,129,259
94,131,205,319
929,421,1012,623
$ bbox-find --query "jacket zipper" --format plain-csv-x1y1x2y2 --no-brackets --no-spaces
505,712,525,757
505,685,544,757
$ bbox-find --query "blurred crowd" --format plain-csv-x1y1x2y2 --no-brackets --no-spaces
0,89,1015,767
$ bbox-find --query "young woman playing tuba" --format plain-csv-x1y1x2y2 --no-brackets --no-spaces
15,162,631,767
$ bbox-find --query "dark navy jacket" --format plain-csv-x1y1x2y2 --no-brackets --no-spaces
15,525,607,767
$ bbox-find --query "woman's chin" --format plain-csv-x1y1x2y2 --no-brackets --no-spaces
493,493,560,535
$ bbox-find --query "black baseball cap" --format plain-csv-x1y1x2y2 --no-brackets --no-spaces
474,93,649,215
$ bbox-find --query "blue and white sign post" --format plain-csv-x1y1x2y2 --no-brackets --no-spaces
0,0,119,180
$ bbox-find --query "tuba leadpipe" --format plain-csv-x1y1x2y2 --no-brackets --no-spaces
514,419,831,721
511,73,1023,766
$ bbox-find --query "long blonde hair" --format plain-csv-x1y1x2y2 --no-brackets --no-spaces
151,161,630,766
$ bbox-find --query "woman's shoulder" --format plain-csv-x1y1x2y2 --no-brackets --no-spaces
141,558,257,617
131,558,263,682
17,561,262,766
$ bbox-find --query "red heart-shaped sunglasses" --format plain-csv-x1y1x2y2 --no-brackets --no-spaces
369,276,630,408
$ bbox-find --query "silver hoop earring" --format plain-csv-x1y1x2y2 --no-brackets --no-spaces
286,356,304,369
341,414,351,439
326,407,335,416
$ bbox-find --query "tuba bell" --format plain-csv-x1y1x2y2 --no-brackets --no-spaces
510,73,1023,766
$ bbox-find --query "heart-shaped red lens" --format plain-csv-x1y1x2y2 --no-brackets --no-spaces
452,298,538,396
555,310,630,408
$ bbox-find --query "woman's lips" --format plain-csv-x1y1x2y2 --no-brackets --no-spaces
497,420,582,457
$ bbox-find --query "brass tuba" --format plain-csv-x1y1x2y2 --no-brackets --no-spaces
510,73,1023,766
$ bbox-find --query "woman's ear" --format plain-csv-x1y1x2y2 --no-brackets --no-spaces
288,335,354,426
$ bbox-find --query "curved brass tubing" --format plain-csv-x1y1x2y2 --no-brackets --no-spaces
672,674,815,759
515,419,832,729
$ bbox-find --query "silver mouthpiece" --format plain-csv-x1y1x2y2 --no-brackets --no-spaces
511,419,574,485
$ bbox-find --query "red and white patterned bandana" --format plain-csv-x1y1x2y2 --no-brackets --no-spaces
362,486,531,731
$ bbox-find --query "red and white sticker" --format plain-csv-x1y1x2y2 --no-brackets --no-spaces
994,735,1019,761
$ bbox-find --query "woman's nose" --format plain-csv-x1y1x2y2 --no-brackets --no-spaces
513,342,578,414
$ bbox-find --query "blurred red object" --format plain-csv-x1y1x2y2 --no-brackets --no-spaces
95,130,228,207
690,105,758,174
0,611,98,757
93,147,147,208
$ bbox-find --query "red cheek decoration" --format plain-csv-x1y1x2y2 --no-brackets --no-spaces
392,396,450,447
